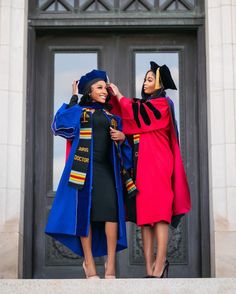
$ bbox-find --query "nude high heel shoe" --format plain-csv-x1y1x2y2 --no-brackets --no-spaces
82,261,100,279
104,261,116,279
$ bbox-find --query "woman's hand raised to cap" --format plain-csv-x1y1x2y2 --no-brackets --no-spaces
72,80,79,96
68,80,79,108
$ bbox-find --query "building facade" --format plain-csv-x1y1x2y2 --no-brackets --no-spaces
0,0,235,278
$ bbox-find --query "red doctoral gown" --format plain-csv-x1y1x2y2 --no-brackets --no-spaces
111,96,191,227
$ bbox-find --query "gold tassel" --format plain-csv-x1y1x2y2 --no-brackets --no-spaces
154,68,162,90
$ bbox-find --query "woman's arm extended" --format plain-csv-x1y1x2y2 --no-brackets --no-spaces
109,83,124,101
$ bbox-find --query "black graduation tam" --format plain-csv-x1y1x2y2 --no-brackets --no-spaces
78,69,107,94
150,61,177,90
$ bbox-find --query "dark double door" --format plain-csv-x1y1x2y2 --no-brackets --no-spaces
32,31,206,278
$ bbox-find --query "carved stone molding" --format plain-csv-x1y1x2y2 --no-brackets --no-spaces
46,236,104,266
37,0,196,13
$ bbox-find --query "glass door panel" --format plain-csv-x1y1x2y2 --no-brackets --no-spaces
53,53,97,191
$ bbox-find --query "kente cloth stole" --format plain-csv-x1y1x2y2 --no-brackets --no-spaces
133,134,140,181
109,115,138,199
68,108,92,189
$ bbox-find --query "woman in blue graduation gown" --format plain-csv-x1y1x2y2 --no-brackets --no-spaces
45,70,132,279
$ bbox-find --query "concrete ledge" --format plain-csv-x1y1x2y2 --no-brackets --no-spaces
0,278,236,294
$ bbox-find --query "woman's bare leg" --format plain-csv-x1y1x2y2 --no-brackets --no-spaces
80,225,97,277
141,225,154,276
153,221,169,277
105,222,118,276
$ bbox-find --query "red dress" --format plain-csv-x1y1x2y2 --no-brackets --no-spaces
111,96,191,226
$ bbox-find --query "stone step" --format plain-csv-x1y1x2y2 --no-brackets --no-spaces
0,278,236,294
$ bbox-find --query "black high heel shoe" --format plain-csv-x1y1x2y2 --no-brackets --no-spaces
144,275,154,278
152,260,169,278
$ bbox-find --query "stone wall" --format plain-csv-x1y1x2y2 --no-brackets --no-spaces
0,0,27,278
0,0,236,279
205,0,236,277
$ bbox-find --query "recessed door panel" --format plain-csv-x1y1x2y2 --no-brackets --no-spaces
33,32,200,278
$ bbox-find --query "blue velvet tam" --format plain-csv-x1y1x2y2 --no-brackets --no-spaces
78,69,108,94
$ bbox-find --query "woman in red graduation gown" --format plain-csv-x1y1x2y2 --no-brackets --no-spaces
109,62,191,278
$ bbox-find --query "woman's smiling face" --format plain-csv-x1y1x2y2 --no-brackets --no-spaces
89,80,108,103
143,71,156,95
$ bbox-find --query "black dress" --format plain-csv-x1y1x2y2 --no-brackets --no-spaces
90,110,118,222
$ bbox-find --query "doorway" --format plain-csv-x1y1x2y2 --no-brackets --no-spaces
30,30,204,278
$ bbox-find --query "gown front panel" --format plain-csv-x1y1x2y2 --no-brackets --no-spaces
136,127,174,225
91,110,118,222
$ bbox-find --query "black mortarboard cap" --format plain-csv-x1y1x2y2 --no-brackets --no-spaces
78,69,107,94
150,61,177,90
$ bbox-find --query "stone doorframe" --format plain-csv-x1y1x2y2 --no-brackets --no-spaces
23,0,210,278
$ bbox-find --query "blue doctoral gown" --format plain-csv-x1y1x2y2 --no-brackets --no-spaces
45,103,132,257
